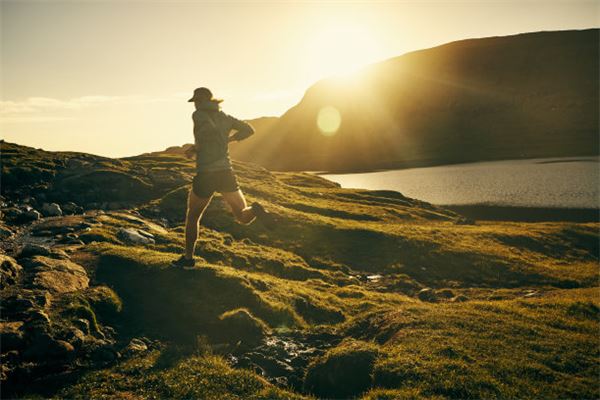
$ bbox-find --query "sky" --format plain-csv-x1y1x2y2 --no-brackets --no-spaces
1,0,598,157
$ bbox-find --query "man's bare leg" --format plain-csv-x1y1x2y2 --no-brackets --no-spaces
221,190,255,225
184,190,213,259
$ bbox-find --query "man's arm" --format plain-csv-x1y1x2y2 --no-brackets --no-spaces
228,116,255,142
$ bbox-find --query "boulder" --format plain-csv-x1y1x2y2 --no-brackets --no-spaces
19,243,52,258
117,228,155,245
2,207,22,221
64,328,86,348
417,288,437,302
0,321,26,351
27,309,52,327
123,338,148,355
33,270,89,293
0,255,22,289
0,224,13,239
23,256,89,293
1,295,36,319
72,318,90,334
61,202,83,215
22,209,41,222
23,333,75,361
41,203,63,217
217,308,269,347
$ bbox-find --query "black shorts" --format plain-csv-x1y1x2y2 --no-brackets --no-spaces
192,169,240,198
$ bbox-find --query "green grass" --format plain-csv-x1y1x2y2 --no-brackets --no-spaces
57,350,308,400
3,142,599,399
350,289,599,399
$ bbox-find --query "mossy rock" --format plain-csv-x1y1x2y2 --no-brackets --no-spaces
85,286,123,322
304,339,379,399
56,170,153,203
216,308,269,346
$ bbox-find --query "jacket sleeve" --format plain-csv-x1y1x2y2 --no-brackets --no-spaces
227,115,255,141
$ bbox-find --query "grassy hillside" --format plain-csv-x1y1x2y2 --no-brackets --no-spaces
230,29,599,172
1,141,598,399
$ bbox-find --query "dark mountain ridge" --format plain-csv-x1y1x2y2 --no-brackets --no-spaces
229,29,599,172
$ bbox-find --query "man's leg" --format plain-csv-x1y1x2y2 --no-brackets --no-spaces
221,190,256,225
184,189,213,258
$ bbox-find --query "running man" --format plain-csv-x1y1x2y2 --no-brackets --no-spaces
172,87,275,268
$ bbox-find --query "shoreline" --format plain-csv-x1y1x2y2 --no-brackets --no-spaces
317,155,600,176
444,205,599,223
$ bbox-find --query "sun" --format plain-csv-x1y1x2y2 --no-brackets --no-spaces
306,22,382,79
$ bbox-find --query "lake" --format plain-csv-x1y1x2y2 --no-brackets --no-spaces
322,157,600,209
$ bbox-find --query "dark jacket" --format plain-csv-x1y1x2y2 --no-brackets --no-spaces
192,100,254,172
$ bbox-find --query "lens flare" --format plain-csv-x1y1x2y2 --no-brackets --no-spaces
317,106,341,136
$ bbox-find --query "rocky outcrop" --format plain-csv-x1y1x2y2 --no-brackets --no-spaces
20,256,89,293
116,228,155,245
0,255,22,289
41,203,63,217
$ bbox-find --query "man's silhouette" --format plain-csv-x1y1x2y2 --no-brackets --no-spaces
172,87,274,268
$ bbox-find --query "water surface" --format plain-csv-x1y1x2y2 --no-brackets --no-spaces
323,157,599,208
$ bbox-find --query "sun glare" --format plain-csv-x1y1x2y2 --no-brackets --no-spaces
307,22,382,79
317,106,341,136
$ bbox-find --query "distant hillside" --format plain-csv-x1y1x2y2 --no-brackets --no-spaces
231,29,599,172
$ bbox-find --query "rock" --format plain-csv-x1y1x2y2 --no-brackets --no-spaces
417,288,437,302
116,228,155,245
2,207,21,221
73,318,90,334
123,338,148,355
90,345,119,364
27,309,52,327
41,203,63,217
65,328,86,348
33,269,89,293
0,255,22,289
61,202,83,215
136,229,154,239
0,321,26,351
217,309,268,347
19,243,52,258
33,291,53,308
22,209,41,222
23,256,89,293
23,334,75,361
0,224,13,239
2,296,36,319
79,233,108,244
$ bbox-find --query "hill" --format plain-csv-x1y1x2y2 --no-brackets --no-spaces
229,29,599,172
1,141,598,399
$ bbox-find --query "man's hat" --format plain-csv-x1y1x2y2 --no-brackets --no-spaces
188,87,223,103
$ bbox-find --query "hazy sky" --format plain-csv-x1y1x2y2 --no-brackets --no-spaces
2,0,598,157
